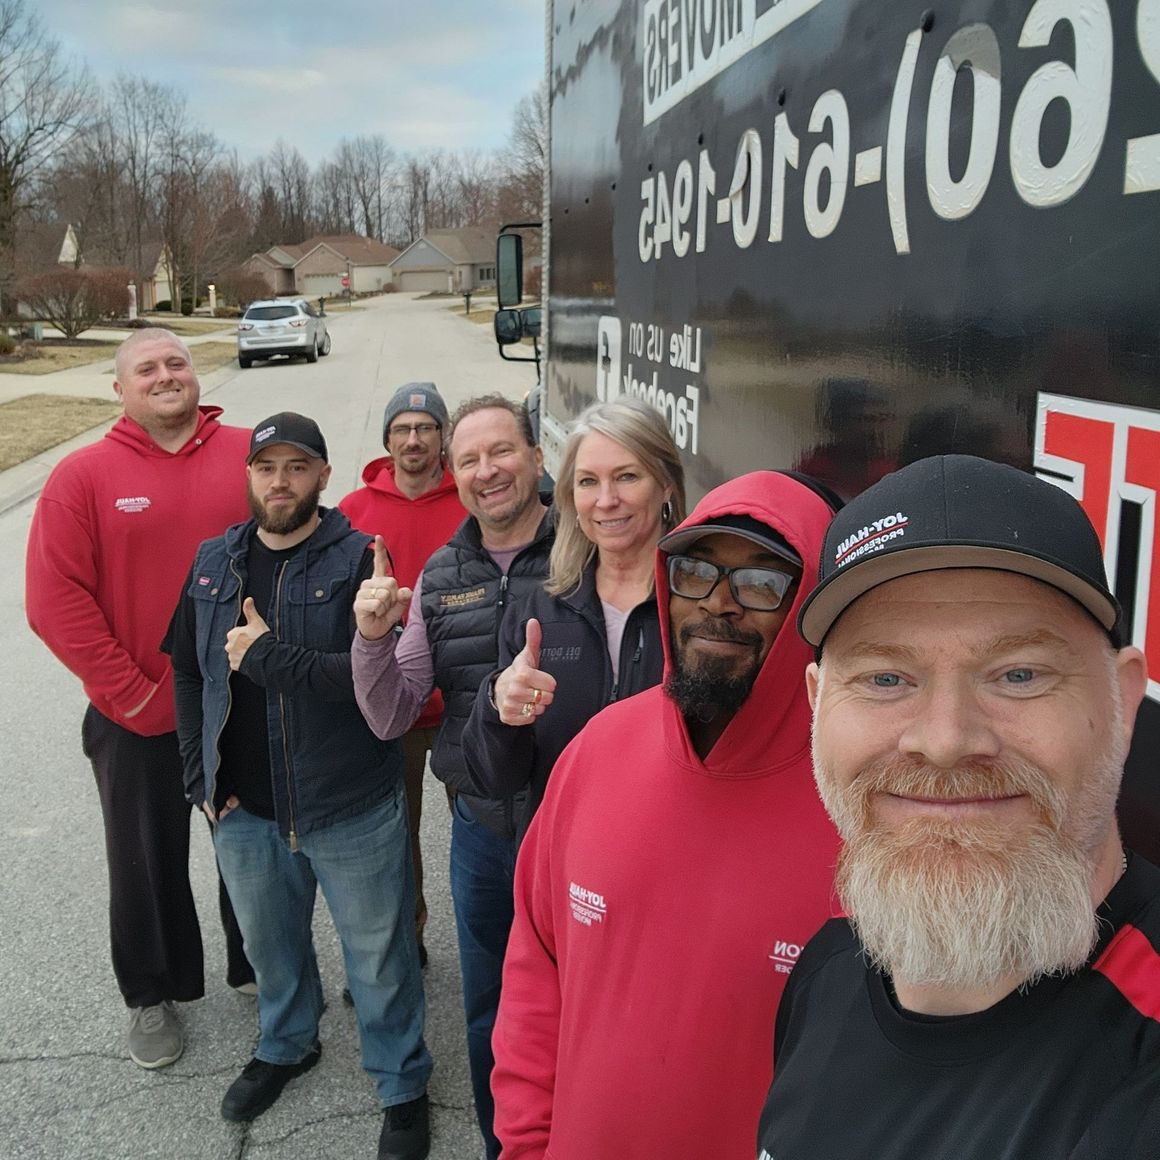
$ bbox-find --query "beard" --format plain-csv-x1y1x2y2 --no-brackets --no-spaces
665,617,764,722
248,480,322,535
814,743,1125,992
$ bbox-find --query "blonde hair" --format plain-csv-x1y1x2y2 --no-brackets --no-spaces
547,397,686,597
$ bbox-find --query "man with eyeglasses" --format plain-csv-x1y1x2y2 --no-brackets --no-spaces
340,383,466,967
490,472,841,1160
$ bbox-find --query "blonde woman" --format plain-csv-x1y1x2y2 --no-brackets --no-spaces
463,397,686,839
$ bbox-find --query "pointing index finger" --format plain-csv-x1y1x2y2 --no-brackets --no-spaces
372,535,390,579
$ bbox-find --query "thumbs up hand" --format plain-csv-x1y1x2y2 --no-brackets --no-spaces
354,535,412,641
493,618,557,726
225,596,271,671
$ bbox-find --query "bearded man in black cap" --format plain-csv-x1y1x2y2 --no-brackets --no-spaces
166,413,432,1160
758,454,1160,1160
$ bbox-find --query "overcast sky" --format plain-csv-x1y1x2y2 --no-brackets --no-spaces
36,0,547,163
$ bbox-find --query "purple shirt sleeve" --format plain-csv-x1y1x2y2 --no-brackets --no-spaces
352,576,435,740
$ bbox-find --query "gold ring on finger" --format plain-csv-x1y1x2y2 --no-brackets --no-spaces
531,687,543,705
520,702,534,718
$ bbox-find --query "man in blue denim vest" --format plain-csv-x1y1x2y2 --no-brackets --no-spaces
166,412,431,1160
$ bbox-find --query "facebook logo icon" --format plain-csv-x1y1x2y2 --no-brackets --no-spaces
596,316,621,402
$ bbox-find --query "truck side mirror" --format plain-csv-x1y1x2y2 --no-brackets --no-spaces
497,234,523,308
494,309,524,346
522,307,542,339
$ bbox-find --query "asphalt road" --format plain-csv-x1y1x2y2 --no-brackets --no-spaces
0,293,538,1159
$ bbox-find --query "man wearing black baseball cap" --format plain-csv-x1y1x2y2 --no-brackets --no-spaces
489,472,842,1160
758,455,1159,1160
166,412,432,1158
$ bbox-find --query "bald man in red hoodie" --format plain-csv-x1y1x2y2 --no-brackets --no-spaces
26,328,253,1070
339,382,466,962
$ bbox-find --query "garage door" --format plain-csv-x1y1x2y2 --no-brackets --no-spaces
397,269,450,293
303,273,345,297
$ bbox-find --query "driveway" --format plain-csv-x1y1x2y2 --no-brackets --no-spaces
0,293,539,1159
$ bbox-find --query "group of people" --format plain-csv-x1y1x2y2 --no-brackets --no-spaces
25,325,1160,1160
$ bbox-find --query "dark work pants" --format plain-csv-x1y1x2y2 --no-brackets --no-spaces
449,795,517,1160
81,705,252,1007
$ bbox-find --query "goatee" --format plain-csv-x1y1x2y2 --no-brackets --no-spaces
248,480,322,535
814,752,1122,991
665,617,763,722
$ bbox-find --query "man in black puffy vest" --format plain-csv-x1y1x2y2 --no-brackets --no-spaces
353,394,552,1160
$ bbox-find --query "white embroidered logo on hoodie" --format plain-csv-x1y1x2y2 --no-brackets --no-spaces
569,881,606,927
114,496,152,514
768,937,802,975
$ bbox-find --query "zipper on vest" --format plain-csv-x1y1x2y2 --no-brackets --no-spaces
495,573,509,644
273,560,299,851
209,561,245,816
612,628,645,702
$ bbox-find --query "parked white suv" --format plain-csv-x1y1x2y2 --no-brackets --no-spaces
237,298,331,368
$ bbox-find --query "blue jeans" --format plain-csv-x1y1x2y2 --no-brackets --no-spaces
214,795,431,1107
450,794,517,1160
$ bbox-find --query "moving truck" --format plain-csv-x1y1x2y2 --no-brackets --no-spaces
496,0,1160,858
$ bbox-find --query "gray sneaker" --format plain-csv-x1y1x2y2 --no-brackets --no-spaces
127,1002,184,1069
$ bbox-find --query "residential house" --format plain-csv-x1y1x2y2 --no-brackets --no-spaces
14,221,175,313
244,234,400,298
389,227,497,294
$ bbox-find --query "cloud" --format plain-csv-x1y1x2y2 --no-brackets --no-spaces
35,0,546,162
211,67,328,96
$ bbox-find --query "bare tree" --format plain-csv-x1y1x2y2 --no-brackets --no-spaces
110,75,178,277
268,140,313,242
0,0,93,309
15,266,130,337
457,148,499,227
496,85,547,225
347,134,396,240
157,116,224,305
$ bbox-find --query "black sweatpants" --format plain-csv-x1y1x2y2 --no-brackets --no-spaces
81,705,252,1007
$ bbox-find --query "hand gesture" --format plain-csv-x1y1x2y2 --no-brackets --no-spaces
203,795,239,824
354,535,412,641
493,618,557,726
225,597,270,672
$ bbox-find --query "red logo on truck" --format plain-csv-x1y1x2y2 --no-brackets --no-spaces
1036,393,1160,705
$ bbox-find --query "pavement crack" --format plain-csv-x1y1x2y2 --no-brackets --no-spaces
243,1107,378,1151
0,1052,239,1081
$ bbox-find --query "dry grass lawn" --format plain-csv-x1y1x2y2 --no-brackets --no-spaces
140,316,236,336
189,341,242,375
0,394,122,471
0,341,121,375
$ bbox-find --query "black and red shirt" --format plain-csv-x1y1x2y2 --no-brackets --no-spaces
758,853,1160,1160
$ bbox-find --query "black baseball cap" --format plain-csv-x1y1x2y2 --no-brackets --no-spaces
247,412,328,463
658,513,802,567
798,455,1122,647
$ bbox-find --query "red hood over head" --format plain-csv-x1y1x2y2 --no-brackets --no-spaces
653,471,834,775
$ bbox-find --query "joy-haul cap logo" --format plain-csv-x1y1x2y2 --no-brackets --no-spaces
834,512,909,567
254,424,277,444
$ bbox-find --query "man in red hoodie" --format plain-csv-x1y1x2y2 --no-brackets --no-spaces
339,382,466,963
25,328,252,1069
491,471,842,1160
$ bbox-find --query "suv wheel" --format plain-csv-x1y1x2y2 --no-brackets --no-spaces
238,355,252,369
305,339,319,364
319,332,332,356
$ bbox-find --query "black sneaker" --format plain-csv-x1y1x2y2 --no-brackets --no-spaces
220,1043,321,1122
378,1093,430,1160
